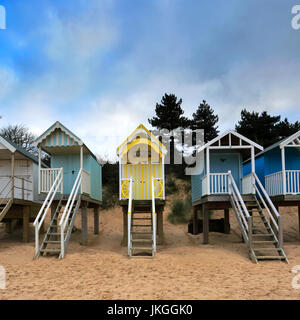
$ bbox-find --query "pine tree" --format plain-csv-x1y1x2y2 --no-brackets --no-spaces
235,109,300,147
190,100,219,142
148,93,189,130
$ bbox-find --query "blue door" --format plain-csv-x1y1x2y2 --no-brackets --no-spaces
210,153,241,191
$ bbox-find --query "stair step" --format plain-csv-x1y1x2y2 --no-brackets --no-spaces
47,232,65,236
252,233,273,237
256,256,285,260
132,232,152,235
252,248,282,251
40,248,61,253
132,217,151,220
252,241,277,244
132,239,153,243
132,224,152,227
44,240,61,244
132,246,153,251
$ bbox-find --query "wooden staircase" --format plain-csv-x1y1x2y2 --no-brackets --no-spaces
0,198,13,222
36,195,81,259
130,201,154,258
245,196,287,262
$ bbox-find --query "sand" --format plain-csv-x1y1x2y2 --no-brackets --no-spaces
0,204,300,300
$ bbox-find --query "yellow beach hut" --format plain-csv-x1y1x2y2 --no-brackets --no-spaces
117,124,167,257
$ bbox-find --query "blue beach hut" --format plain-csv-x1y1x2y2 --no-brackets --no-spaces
191,130,287,262
32,121,102,259
244,130,300,240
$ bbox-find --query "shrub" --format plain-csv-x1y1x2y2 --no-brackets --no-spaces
165,176,178,194
101,186,118,210
167,196,192,224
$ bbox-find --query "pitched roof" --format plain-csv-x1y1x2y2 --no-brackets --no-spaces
254,129,300,159
116,124,167,156
0,135,47,167
34,121,83,146
197,130,263,153
33,121,99,162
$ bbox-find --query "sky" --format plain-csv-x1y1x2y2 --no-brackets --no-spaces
0,0,300,161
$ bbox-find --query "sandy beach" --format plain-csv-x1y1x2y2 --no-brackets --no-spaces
0,204,300,300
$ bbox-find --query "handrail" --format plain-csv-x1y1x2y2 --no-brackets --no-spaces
151,177,157,253
127,178,133,256
228,170,252,246
59,168,83,258
252,172,282,247
33,168,63,258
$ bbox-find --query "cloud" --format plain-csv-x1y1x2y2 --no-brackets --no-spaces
0,0,300,162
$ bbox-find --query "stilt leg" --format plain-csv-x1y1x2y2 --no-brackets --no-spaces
203,204,209,244
157,210,164,245
81,205,88,246
193,206,198,235
94,206,99,235
224,208,230,234
298,205,300,240
5,221,12,233
23,206,30,243
121,208,128,246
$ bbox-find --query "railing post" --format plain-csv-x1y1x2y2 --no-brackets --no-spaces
22,178,24,200
248,216,252,248
278,215,283,248
128,178,133,256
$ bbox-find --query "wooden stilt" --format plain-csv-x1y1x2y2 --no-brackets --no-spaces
5,221,12,233
121,207,128,246
23,206,30,243
203,204,209,244
157,210,164,245
94,206,99,235
298,205,300,240
81,204,88,246
193,206,198,235
224,208,230,234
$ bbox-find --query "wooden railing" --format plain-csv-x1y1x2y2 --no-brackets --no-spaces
202,173,229,195
0,176,33,200
242,173,254,194
265,170,300,196
265,171,283,196
40,168,63,194
81,169,91,195
286,170,300,195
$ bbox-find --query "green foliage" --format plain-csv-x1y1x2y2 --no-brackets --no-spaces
165,175,178,194
148,93,189,131
189,100,219,143
167,196,192,224
101,186,118,210
235,109,300,148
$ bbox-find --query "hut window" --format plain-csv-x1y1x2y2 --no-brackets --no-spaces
136,149,140,157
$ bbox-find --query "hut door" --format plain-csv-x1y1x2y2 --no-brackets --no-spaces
210,153,240,190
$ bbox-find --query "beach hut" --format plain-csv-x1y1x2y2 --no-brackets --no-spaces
117,124,167,257
191,130,287,262
0,135,46,242
244,130,300,239
33,121,102,259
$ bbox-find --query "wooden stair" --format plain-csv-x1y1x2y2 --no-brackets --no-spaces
36,195,81,259
130,201,154,258
0,198,13,222
245,196,288,262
